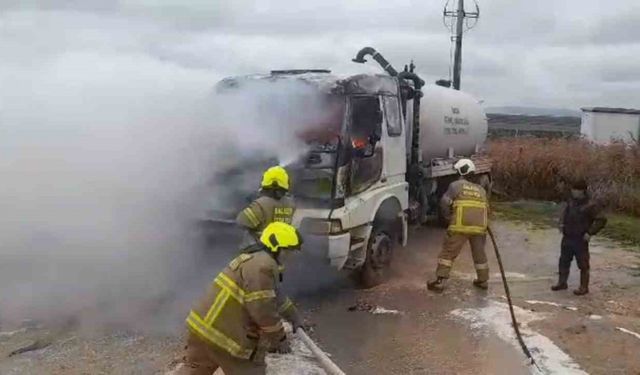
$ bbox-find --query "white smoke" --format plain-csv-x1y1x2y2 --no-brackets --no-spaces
0,9,318,333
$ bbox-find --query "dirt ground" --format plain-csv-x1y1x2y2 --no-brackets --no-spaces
1,219,639,374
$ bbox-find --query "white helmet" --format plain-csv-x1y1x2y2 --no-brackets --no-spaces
453,158,476,176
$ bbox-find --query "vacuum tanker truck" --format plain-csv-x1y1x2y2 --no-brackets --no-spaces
206,47,491,287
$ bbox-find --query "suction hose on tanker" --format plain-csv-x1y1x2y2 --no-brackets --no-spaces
487,226,541,371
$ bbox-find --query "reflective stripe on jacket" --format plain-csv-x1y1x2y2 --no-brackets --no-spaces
442,179,489,235
236,195,295,250
237,195,295,231
186,251,298,359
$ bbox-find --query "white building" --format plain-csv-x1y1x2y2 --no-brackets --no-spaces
581,107,640,143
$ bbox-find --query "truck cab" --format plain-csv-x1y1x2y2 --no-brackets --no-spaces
208,71,410,286
290,74,410,287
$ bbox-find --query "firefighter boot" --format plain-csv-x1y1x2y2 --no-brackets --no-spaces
551,269,569,291
573,270,589,296
427,277,446,293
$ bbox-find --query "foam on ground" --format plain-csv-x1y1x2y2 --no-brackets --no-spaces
266,332,326,375
616,327,640,341
450,301,588,375
525,300,578,311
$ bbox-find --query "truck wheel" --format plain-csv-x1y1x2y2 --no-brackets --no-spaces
360,229,394,288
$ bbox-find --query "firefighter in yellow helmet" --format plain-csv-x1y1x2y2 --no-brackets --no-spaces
236,166,296,251
178,222,305,375
427,159,490,293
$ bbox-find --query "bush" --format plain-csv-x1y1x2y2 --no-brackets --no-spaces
488,138,640,217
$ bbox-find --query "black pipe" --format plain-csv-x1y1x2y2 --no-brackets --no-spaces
398,71,425,89
352,47,398,77
399,71,424,167
352,47,425,169
488,226,541,371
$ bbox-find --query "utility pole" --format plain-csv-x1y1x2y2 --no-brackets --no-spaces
444,0,479,90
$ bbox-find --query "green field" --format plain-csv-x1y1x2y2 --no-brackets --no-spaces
492,200,640,249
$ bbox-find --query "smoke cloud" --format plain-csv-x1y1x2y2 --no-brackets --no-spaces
0,9,322,333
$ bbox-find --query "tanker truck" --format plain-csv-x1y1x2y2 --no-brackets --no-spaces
206,47,491,287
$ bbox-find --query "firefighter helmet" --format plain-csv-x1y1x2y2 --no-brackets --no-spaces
260,222,303,253
261,166,290,191
453,158,476,176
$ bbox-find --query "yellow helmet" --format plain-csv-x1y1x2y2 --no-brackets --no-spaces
260,222,303,253
261,166,290,191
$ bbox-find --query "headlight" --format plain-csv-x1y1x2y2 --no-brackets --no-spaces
301,218,343,235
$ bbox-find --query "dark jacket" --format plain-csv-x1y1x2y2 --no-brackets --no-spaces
559,197,607,238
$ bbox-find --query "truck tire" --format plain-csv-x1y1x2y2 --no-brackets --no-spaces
359,228,394,288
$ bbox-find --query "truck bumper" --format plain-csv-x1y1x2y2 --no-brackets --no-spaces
303,232,351,270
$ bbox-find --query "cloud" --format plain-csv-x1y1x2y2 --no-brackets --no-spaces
5,1,639,108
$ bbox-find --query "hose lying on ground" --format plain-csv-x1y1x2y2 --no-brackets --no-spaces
487,226,541,371
297,330,346,375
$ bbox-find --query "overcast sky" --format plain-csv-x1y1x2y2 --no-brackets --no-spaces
1,0,639,109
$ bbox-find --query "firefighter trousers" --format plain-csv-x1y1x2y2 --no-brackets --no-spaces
176,333,265,375
435,232,489,282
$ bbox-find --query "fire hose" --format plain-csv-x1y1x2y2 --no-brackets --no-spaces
297,330,346,375
487,226,541,371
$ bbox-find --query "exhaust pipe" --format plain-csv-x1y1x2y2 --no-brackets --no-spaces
352,47,398,77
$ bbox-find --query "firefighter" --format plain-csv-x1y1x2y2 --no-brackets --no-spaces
427,159,490,293
236,166,296,250
551,179,607,295
179,222,305,375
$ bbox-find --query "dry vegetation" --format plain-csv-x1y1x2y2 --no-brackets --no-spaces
488,138,640,217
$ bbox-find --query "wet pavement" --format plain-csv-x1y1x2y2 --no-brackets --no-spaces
1,220,639,374
299,225,530,375
298,222,640,374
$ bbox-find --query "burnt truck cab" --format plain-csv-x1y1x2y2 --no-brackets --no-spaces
289,74,409,277
213,71,410,285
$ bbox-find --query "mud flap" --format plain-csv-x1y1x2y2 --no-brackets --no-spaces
399,212,408,247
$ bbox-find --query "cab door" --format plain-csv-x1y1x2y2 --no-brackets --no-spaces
381,94,406,184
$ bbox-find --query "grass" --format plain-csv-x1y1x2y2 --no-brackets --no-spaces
600,214,640,248
492,200,640,249
488,138,640,217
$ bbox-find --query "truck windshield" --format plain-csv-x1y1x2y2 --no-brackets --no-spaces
289,95,346,206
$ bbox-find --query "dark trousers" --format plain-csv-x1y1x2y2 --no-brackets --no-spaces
559,236,590,271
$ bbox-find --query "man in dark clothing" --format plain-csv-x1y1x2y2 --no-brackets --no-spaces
551,180,607,295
